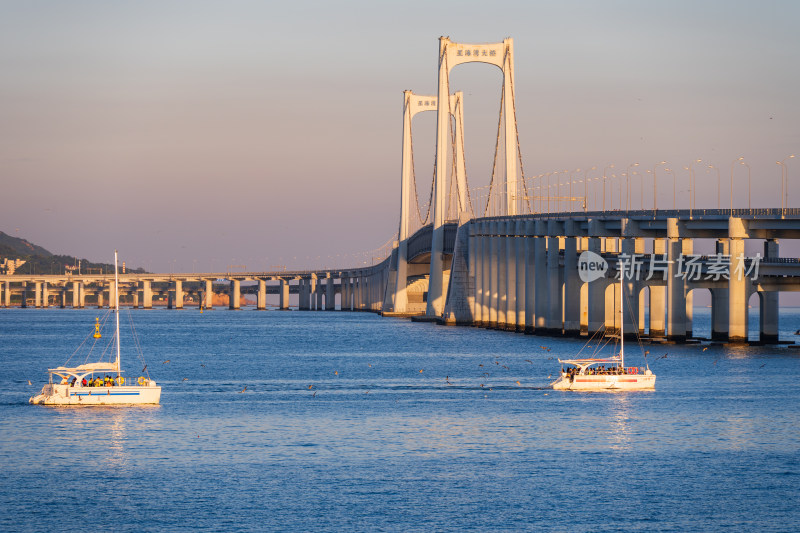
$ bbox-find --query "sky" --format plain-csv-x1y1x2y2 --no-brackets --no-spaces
1,0,798,272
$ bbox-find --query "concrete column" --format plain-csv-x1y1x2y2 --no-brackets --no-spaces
524,220,536,334
204,280,213,310
666,218,686,342
711,239,729,340
340,276,349,311
34,282,42,308
496,221,508,329
42,282,49,308
175,280,184,310
257,279,267,310
682,238,693,337
326,275,335,310
279,279,289,310
133,288,139,308
309,277,317,310
96,289,104,309
514,220,525,331
316,284,323,310
72,281,80,308
620,233,638,338
760,239,779,343
563,223,580,336
142,281,153,309
649,239,667,337
229,280,240,310
20,282,28,308
487,221,499,328
470,223,482,325
79,283,86,308
534,220,548,332
587,237,605,336
728,237,748,342
480,221,491,327
0,281,3,307
504,220,517,331
545,227,562,335
108,280,116,309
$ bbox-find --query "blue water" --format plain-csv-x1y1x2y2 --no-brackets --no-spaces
2,308,799,532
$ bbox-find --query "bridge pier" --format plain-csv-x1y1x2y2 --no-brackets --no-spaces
666,218,687,342
496,222,508,329
524,221,536,334
587,236,605,337
563,222,580,337
175,280,183,309
513,220,525,331
140,281,152,309
229,280,240,310
728,218,749,343
204,280,213,310
257,279,266,310
682,238,694,337
760,239,780,343
534,221,548,334
279,279,289,310
546,224,563,336
504,221,517,331
711,239,729,340
108,280,116,310
326,275,335,310
479,221,490,327
96,287,103,309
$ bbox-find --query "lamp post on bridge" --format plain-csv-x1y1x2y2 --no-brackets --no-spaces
602,164,615,212
731,157,750,212
682,159,702,218
582,166,597,213
664,167,676,210
627,163,639,211
652,161,667,214
707,163,721,209
777,154,796,215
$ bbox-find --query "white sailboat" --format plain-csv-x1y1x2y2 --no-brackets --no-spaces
30,251,161,405
552,276,656,391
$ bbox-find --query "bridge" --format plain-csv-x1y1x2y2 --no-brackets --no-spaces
2,36,799,345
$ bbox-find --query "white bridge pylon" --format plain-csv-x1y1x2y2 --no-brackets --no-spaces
427,36,519,318
385,90,465,314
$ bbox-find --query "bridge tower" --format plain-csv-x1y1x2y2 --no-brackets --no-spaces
384,90,465,314
427,37,519,317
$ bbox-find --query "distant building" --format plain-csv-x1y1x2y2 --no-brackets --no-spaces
0,258,27,275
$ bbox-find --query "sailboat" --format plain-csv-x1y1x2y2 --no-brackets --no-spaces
29,251,161,405
552,276,656,391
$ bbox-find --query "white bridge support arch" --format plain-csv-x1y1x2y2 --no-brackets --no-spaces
427,37,518,318
383,89,465,315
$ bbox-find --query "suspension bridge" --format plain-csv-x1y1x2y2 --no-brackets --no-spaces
2,36,799,344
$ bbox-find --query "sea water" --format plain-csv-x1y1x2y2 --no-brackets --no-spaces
1,308,799,532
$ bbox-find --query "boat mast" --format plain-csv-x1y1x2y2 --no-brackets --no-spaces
114,250,121,377
619,273,624,369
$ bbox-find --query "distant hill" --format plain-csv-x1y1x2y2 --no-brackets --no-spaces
0,231,52,257
0,231,146,275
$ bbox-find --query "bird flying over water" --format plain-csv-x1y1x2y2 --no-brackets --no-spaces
162,360,170,364
182,378,188,381
525,359,533,364
27,380,32,386
239,386,247,393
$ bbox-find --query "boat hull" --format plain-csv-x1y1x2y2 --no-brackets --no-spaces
29,384,161,405
552,373,656,391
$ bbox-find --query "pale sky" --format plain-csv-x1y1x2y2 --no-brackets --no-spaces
1,0,798,272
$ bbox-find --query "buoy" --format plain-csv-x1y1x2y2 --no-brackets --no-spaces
93,318,102,339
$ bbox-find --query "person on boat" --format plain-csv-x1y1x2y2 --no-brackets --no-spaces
70,377,76,387
81,377,87,387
